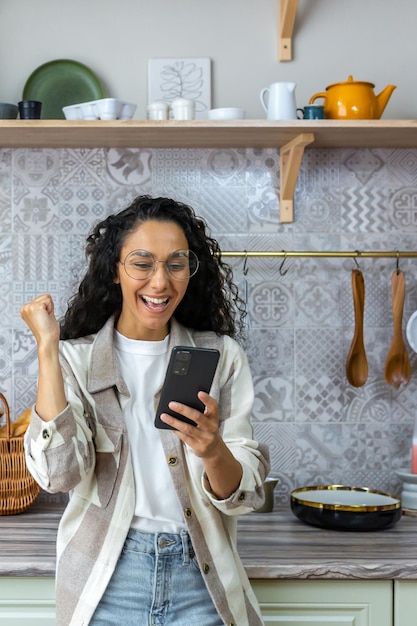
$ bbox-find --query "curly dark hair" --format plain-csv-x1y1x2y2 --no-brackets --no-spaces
60,195,245,340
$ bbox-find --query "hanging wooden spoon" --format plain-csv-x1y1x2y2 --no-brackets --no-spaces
384,269,411,388
346,269,368,387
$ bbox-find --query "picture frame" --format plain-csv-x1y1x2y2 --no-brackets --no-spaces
148,57,211,119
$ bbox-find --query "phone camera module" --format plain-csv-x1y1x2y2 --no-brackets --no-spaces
173,350,191,376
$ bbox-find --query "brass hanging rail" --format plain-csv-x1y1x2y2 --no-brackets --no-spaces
221,250,417,259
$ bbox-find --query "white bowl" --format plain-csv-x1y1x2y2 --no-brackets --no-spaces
406,310,417,353
208,107,246,120
62,98,137,121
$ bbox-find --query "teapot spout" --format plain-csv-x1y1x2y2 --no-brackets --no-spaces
376,85,396,118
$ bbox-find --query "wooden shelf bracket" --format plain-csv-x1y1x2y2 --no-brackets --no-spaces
279,0,299,61
280,132,314,223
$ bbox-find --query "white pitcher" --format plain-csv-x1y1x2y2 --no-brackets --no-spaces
260,82,297,120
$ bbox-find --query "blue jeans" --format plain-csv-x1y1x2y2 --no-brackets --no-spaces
90,529,224,626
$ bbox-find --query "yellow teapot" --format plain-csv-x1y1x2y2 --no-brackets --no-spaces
309,75,396,120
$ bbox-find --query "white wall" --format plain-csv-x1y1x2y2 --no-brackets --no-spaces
0,0,415,119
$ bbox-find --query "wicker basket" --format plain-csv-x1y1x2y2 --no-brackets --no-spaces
0,392,40,515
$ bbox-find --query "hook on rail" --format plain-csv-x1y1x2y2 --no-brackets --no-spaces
279,251,289,276
243,250,249,276
353,250,362,271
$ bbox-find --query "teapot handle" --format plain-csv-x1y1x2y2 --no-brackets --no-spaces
308,92,327,104
260,88,269,113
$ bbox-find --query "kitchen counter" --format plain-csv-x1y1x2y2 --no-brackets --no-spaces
238,510,417,580
0,499,63,576
1,500,417,579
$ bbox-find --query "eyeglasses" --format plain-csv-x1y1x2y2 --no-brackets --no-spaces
120,249,199,281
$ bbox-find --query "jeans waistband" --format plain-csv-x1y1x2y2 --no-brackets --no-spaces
126,528,194,562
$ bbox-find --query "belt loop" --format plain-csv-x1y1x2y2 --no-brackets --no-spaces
181,530,189,565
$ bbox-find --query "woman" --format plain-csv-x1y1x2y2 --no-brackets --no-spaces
21,195,269,626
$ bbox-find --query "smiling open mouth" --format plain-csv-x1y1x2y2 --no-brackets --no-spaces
141,295,169,310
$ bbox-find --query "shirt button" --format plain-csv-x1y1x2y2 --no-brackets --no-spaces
184,508,192,519
167,455,178,466
203,563,210,574
42,429,50,440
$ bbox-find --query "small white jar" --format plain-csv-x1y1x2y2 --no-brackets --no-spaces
170,98,195,120
147,101,169,120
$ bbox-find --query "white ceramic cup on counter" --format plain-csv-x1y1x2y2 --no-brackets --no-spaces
395,470,417,509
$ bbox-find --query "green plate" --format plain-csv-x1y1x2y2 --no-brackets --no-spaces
22,59,105,119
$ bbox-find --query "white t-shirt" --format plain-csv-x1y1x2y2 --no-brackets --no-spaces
114,330,187,533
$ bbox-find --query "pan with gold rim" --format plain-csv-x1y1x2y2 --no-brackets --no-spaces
290,485,401,531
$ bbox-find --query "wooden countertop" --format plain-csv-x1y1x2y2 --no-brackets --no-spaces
1,500,417,579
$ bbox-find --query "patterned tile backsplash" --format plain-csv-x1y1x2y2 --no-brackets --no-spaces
1,145,417,506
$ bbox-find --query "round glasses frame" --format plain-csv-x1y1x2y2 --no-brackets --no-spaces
120,249,199,281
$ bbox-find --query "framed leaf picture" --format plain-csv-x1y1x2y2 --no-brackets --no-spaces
148,58,211,119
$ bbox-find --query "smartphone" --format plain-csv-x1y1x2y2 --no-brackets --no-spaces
154,346,220,429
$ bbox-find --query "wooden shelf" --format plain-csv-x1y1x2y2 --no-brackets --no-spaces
2,119,416,224
1,119,417,150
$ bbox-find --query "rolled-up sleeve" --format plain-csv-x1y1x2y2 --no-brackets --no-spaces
24,381,95,494
201,337,270,514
